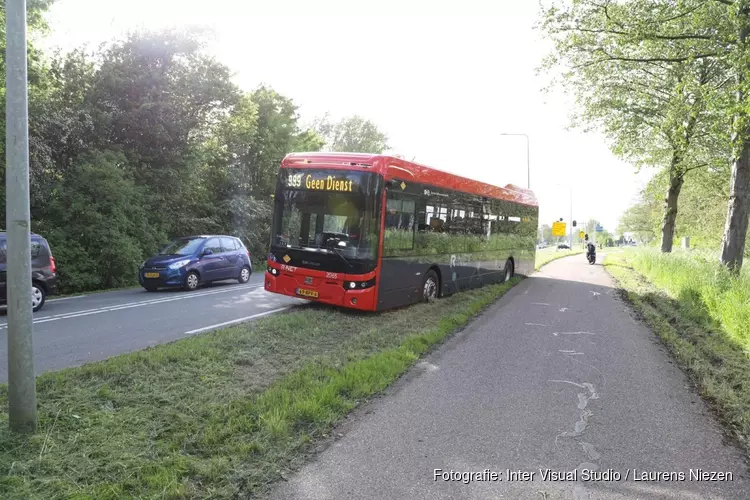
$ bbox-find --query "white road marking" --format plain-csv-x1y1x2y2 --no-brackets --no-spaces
46,295,85,303
184,306,292,334
531,302,550,306
525,323,550,326
0,284,263,329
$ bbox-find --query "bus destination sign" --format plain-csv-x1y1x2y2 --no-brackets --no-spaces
285,171,358,193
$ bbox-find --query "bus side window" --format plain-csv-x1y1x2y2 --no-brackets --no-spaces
384,190,416,255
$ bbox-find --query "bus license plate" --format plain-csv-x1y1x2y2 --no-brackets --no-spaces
296,288,319,298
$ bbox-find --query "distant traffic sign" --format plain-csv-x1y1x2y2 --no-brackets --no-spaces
579,230,585,239
552,221,567,237
596,225,603,232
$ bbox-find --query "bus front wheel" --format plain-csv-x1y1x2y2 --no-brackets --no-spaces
504,260,514,282
422,270,439,302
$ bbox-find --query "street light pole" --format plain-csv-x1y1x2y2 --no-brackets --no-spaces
499,133,530,189
569,185,573,248
6,0,37,433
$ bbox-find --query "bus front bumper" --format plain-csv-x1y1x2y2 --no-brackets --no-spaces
265,268,377,311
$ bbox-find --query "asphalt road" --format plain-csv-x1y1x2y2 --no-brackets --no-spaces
271,253,749,500
0,273,305,382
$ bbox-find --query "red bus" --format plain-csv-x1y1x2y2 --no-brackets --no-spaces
265,152,538,311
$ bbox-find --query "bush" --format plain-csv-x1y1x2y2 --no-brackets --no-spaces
34,151,164,293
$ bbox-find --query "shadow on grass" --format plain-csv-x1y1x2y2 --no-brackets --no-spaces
606,256,750,456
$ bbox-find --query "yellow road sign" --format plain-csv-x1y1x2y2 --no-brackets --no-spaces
579,230,585,239
552,221,566,237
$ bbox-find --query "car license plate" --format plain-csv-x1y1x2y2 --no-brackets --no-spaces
144,272,160,278
296,288,319,298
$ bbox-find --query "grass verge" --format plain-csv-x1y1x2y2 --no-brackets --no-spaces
535,246,584,270
604,249,750,455
0,276,522,499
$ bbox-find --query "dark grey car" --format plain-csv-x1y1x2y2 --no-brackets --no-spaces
0,232,58,312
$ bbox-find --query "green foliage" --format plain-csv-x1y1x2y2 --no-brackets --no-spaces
618,164,745,253
34,151,161,291
538,0,737,255
313,114,389,153
0,25,362,292
538,223,553,243
0,0,63,211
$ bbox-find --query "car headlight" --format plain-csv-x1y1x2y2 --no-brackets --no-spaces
140,261,146,269
168,259,191,270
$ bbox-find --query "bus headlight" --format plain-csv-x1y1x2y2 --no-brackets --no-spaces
344,278,376,290
267,267,278,276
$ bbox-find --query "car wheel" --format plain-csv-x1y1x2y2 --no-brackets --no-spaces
422,270,439,303
184,271,200,291
32,283,46,312
238,266,251,284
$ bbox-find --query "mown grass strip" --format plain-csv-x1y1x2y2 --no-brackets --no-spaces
0,273,522,499
604,250,750,456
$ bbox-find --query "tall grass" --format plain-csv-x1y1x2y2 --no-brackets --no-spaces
626,249,750,348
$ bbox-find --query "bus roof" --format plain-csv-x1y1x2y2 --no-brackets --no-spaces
282,152,538,207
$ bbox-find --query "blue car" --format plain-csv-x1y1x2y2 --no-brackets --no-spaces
139,235,253,292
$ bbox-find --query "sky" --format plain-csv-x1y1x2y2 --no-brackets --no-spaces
39,0,657,234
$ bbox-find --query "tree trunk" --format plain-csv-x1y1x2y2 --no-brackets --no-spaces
719,141,750,272
720,1,750,273
660,167,684,253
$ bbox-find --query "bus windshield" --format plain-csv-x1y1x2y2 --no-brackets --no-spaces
272,189,379,260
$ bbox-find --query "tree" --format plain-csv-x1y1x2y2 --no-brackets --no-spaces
313,114,389,153
618,160,733,250
0,0,63,218
34,151,160,291
195,86,324,258
538,0,733,254
618,195,660,244
89,29,241,238
0,21,387,293
720,0,750,272
539,223,553,243
27,49,98,214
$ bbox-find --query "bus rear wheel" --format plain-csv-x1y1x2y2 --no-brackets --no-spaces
422,270,439,302
504,260,514,282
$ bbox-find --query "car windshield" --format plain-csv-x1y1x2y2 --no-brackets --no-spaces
271,189,378,260
159,237,205,256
